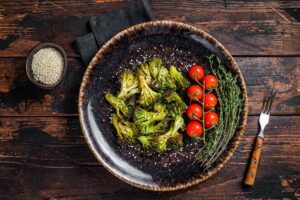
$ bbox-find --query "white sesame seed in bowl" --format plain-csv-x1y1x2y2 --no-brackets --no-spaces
26,43,67,89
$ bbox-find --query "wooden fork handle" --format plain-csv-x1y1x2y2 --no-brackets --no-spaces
244,136,264,186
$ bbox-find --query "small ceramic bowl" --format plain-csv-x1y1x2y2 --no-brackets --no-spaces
26,43,67,89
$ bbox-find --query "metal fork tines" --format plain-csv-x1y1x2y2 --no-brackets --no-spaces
258,88,277,138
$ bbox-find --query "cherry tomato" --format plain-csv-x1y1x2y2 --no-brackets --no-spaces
186,121,203,138
202,75,218,90
187,84,203,101
204,111,219,128
186,104,203,120
204,93,218,109
189,65,205,81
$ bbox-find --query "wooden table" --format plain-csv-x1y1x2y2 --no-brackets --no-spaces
0,1,299,199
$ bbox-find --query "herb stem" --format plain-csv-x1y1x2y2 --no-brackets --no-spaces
195,55,243,169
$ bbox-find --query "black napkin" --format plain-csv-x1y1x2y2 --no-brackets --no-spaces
74,0,154,65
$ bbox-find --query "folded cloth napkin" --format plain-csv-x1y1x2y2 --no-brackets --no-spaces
74,0,154,66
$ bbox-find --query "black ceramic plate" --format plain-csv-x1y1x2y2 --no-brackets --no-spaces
79,21,248,191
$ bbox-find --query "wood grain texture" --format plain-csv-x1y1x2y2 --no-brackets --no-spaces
0,1,300,56
0,0,299,198
0,116,299,199
0,58,84,116
1,57,299,116
244,136,263,186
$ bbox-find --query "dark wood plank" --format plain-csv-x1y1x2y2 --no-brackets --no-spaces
0,1,300,57
0,57,299,116
0,116,299,199
0,1,299,199
237,57,300,115
0,58,84,116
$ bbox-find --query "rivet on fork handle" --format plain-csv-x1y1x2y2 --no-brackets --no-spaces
244,136,264,186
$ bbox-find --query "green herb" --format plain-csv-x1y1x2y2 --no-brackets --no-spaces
195,55,243,169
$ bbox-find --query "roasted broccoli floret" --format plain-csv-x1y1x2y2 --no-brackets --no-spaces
112,114,138,144
168,134,183,149
124,96,138,118
167,105,186,119
126,96,136,107
164,91,185,105
152,115,184,153
148,58,162,79
134,107,167,134
105,93,129,117
141,120,169,135
170,66,190,90
107,59,190,153
137,63,152,84
117,70,140,99
152,66,177,91
164,91,187,117
138,135,153,149
153,102,167,113
138,74,161,107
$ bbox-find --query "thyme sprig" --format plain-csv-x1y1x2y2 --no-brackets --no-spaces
195,55,243,170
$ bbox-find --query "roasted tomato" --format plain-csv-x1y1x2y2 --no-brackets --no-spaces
186,103,203,120
204,111,219,128
202,75,218,90
187,84,203,101
188,65,205,81
186,121,203,138
204,93,218,109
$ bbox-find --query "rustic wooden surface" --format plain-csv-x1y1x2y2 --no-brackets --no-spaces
0,0,299,199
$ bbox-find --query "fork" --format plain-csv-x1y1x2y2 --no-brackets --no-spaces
244,88,277,186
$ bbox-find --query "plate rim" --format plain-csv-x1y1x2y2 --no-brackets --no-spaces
78,20,248,191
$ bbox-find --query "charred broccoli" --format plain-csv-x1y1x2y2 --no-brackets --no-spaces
105,93,129,117
153,102,167,113
112,114,138,144
135,103,169,134
170,65,190,90
138,135,153,150
164,91,186,106
148,58,162,79
152,115,184,153
117,70,140,99
137,63,152,84
105,58,189,154
141,120,169,135
152,66,177,91
134,107,167,134
164,91,187,117
138,74,161,107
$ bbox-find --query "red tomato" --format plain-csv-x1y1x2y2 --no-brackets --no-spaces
188,65,205,81
202,75,218,90
204,111,219,128
204,93,218,109
186,121,203,138
187,84,203,101
186,104,203,120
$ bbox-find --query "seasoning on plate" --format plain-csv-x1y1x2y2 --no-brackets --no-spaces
31,47,64,85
